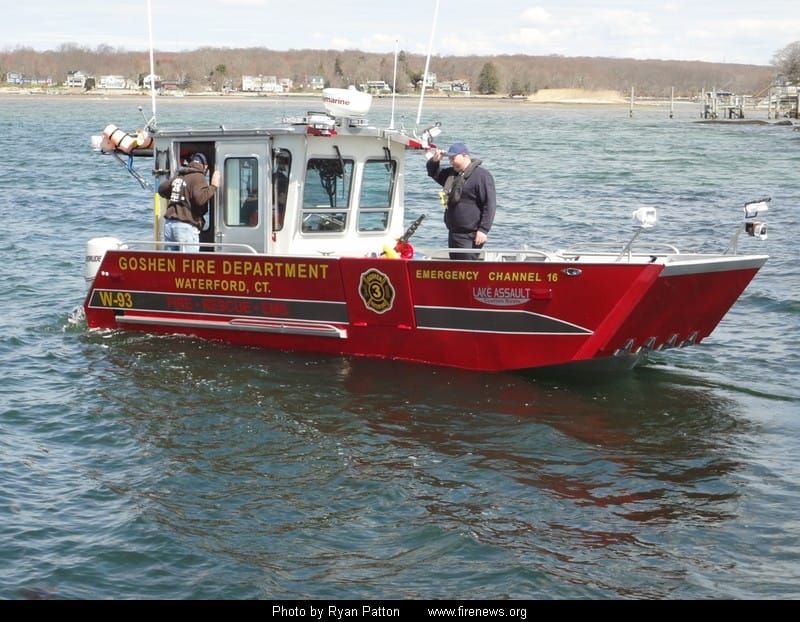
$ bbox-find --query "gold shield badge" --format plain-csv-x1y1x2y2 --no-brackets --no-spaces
359,269,395,314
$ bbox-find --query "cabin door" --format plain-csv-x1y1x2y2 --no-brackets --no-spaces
214,142,271,253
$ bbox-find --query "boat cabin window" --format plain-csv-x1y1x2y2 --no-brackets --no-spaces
302,157,353,233
358,158,396,232
224,157,259,226
273,150,291,231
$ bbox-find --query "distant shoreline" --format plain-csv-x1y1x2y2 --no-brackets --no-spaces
6,86,788,120
0,86,686,108
10,87,792,124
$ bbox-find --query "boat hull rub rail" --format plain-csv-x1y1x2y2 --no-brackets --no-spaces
659,254,767,276
117,314,348,338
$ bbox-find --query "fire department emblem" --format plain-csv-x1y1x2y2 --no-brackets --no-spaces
359,269,394,314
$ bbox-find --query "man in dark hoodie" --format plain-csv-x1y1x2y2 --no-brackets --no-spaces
159,152,221,252
426,142,496,260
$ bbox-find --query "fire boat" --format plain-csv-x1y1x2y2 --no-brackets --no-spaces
83,88,769,372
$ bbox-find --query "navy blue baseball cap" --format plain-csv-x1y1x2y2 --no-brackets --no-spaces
190,153,208,166
445,143,469,157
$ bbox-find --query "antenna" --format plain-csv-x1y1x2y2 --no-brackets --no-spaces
146,0,157,129
390,40,398,130
416,0,441,129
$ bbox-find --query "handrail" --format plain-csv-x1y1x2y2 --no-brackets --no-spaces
411,246,559,261
560,242,681,256
481,248,561,262
108,240,260,254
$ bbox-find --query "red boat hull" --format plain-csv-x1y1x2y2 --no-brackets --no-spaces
84,250,764,372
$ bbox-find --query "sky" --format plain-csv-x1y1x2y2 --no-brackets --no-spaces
6,0,799,66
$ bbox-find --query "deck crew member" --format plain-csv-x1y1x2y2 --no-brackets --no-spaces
426,143,496,260
159,152,220,252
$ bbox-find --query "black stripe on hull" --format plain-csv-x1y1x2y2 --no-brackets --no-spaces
414,306,592,335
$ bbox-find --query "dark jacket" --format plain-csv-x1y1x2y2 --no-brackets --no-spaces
158,162,217,229
426,157,496,234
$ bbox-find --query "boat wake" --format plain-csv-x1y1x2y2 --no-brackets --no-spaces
65,304,86,330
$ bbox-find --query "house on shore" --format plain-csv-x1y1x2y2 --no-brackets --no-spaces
66,70,89,88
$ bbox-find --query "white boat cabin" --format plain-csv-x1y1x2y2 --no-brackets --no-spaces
152,104,412,258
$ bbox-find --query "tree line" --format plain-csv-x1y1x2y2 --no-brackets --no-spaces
3,41,798,97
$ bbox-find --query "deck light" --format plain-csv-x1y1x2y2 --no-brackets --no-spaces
632,207,657,228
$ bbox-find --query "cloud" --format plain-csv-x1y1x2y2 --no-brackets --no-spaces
520,7,552,24
220,0,266,6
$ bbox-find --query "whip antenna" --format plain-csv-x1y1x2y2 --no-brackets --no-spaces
146,0,157,129
390,40,398,130
416,0,440,129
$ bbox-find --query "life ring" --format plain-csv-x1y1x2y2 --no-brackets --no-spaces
102,124,137,154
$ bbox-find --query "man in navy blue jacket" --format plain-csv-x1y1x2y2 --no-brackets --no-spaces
426,142,496,260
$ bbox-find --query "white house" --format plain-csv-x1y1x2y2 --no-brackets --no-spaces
360,80,392,94
66,70,89,88
5,72,53,86
141,73,162,89
436,79,471,93
421,72,437,88
98,75,128,89
242,75,280,92
307,75,325,90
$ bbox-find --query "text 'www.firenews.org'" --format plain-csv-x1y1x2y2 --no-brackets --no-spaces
427,606,527,619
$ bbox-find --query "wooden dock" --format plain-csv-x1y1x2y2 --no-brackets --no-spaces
701,90,747,119
700,86,799,120
765,84,800,119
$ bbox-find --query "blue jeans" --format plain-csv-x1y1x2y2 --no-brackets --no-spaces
164,219,199,252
